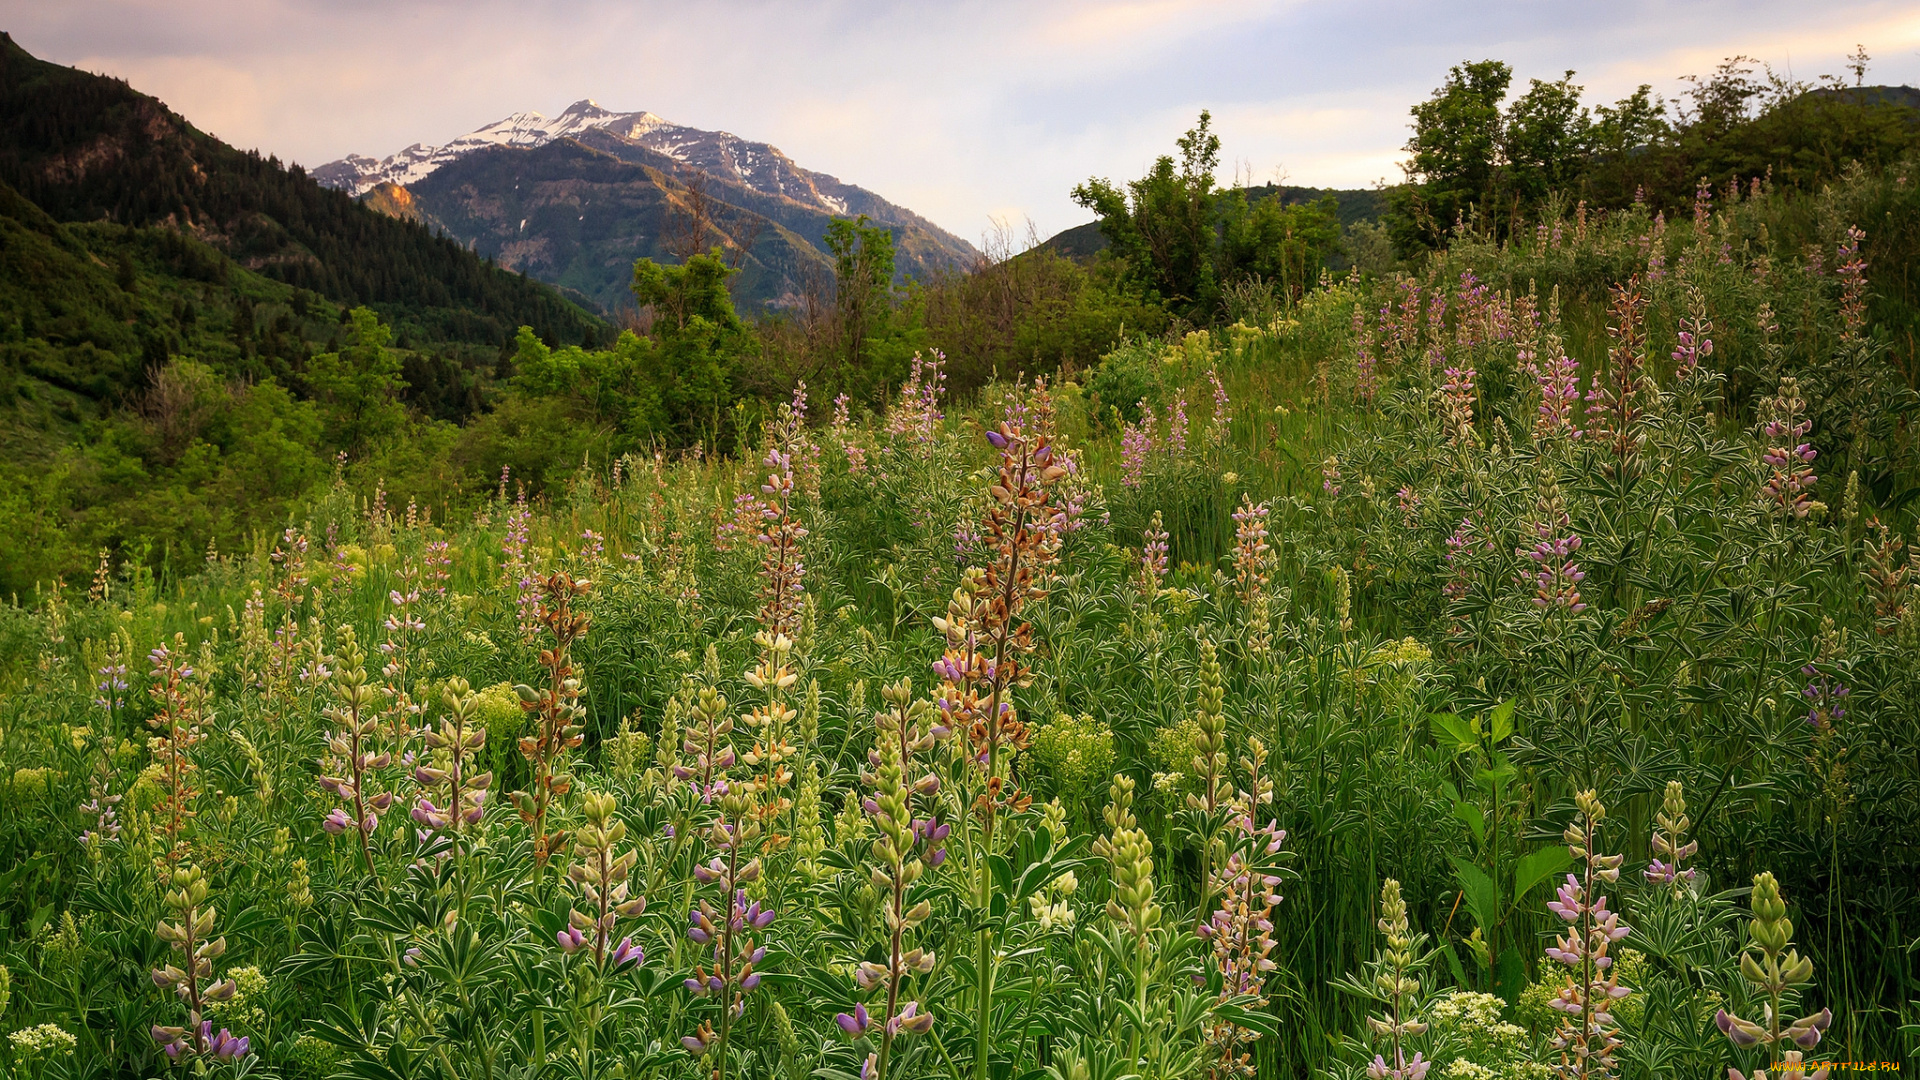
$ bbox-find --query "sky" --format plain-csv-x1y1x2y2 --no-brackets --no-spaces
8,0,1920,245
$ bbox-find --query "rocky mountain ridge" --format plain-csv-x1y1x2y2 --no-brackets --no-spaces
314,100,970,256
316,100,978,311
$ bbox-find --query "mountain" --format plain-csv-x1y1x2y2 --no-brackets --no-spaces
315,101,978,309
0,32,606,351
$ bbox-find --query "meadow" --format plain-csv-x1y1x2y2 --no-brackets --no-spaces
1,163,1917,1080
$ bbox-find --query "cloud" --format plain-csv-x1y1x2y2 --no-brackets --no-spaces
6,0,1917,239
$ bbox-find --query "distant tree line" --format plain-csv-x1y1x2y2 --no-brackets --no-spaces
1387,48,1920,249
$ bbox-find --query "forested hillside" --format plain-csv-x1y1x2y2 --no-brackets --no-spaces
0,33,605,349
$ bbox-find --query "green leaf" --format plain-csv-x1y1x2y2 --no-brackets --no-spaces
1488,698,1516,743
1510,845,1574,905
1449,856,1500,936
1451,801,1485,846
1429,712,1475,753
1213,1001,1280,1037
1494,946,1528,1004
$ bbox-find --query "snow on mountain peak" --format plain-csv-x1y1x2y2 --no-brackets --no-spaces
313,102,677,195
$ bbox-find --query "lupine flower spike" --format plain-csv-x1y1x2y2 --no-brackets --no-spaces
412,676,491,838
1544,790,1630,1080
1092,773,1162,1068
938,421,1066,1080
1643,781,1697,893
1139,510,1169,598
511,572,592,873
150,864,250,1063
684,723,773,1075
741,397,808,839
146,639,204,872
558,791,647,972
1231,496,1272,655
835,679,949,1080
1758,379,1818,519
1359,879,1430,1080
1715,872,1833,1080
318,626,392,877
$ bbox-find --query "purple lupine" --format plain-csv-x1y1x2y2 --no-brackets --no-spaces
1198,814,1287,1075
682,759,773,1072
94,659,129,712
1120,406,1154,489
1166,393,1189,456
1523,349,1584,441
1353,306,1379,404
1521,530,1588,612
1440,364,1477,448
842,681,950,1079
78,771,123,846
1208,368,1232,444
1802,666,1849,733
1837,225,1868,339
1545,791,1630,1080
836,1003,873,1035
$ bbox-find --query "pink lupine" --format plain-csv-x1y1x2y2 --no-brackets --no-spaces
1442,516,1491,603
1544,790,1631,1080
1440,364,1477,448
1522,348,1583,441
886,350,947,442
1139,510,1170,596
1588,279,1649,470
1759,378,1818,518
1836,225,1868,340
1368,1051,1432,1080
1208,368,1232,444
1120,405,1154,489
1454,271,1488,348
1521,530,1588,612
1353,306,1378,404
424,540,452,596
1397,486,1421,526
1671,319,1713,373
1644,782,1697,891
